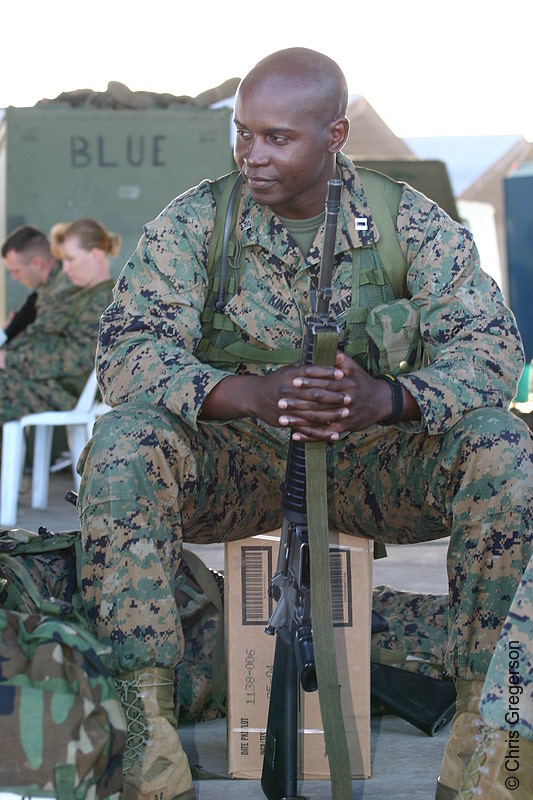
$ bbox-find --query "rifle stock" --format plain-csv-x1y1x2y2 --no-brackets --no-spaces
371,663,456,737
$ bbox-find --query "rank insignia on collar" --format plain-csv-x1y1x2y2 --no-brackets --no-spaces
354,217,368,231
241,216,252,231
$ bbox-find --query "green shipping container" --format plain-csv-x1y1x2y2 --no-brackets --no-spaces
0,105,235,317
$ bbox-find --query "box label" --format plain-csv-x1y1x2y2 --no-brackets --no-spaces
330,548,353,627
241,546,273,625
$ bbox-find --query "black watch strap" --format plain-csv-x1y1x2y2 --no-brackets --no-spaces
376,373,404,425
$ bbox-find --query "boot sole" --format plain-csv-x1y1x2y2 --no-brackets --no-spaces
120,786,196,800
435,778,459,800
172,788,196,800
122,780,195,800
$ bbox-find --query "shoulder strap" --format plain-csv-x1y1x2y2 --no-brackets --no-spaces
207,171,244,311
358,168,408,299
207,170,243,270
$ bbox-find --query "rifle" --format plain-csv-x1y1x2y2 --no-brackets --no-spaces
371,662,456,736
369,613,456,736
261,178,344,800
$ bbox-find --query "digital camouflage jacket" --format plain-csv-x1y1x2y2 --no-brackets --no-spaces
96,153,524,438
4,266,114,397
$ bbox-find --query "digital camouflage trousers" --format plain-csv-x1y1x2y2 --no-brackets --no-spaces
480,551,533,740
0,368,77,425
77,402,533,680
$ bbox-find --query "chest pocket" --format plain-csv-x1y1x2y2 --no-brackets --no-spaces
223,263,302,354
196,248,301,368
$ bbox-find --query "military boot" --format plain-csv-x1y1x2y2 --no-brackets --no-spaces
436,679,485,799
456,725,533,799
114,666,195,800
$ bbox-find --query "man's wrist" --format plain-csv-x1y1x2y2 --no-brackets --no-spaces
200,374,260,420
375,373,404,425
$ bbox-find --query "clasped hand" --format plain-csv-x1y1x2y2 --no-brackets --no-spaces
260,351,392,442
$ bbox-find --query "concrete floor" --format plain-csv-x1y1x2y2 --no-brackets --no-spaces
2,468,451,799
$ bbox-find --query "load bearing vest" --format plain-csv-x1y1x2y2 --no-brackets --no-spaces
195,168,408,370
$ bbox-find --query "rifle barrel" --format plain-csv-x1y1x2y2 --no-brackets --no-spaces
316,179,342,315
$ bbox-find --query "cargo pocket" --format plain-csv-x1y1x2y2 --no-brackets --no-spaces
366,298,424,377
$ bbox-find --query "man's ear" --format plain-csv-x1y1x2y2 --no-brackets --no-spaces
328,117,349,153
33,256,45,275
35,256,53,280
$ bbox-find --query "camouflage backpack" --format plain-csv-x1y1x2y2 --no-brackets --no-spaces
0,530,126,800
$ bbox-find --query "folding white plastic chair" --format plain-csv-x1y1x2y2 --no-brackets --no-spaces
0,369,110,527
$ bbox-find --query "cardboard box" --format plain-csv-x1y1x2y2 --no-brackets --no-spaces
225,530,373,780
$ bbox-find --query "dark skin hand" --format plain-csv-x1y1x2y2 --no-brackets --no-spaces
199,351,421,441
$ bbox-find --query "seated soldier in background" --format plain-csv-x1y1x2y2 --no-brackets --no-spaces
0,219,118,425
1,226,54,346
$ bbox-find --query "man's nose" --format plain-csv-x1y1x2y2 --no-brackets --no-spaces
244,137,268,166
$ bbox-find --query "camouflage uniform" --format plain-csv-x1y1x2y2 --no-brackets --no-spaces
0,264,114,422
78,153,533,685
479,553,533,740
371,585,449,678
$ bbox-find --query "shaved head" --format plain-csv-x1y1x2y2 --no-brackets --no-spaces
238,47,348,125
233,47,349,218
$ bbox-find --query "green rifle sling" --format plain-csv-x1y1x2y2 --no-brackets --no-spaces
306,328,352,800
